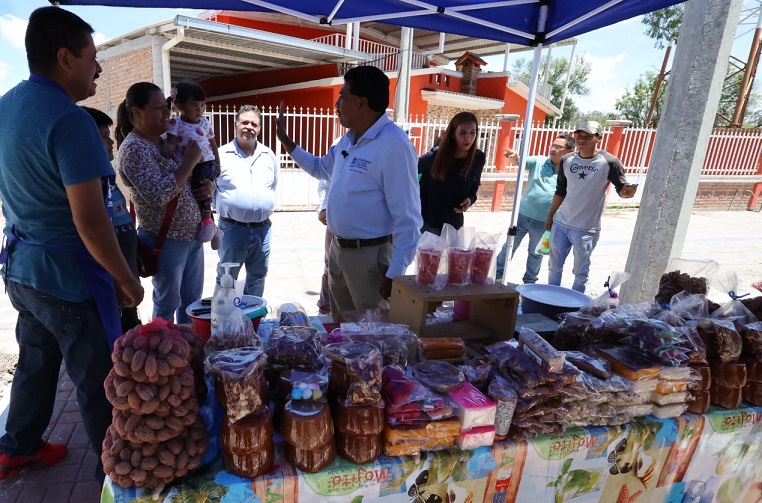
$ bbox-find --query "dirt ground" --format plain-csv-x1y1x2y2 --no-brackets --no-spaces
0,352,17,400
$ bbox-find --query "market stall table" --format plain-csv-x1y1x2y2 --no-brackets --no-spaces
101,404,762,502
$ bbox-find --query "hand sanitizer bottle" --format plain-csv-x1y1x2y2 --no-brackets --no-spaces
211,262,238,337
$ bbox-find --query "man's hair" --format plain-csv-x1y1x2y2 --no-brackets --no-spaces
343,65,389,113
26,7,94,75
236,105,262,123
557,133,575,150
81,106,112,129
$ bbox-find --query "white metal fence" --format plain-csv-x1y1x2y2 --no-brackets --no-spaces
207,105,762,208
207,105,505,169
310,34,429,72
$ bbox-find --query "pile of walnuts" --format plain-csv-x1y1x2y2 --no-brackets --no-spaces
102,321,209,488
173,324,208,403
102,418,207,488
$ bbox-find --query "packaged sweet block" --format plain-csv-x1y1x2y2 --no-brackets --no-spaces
593,344,662,380
518,327,565,374
448,380,496,430
709,361,747,388
456,425,496,450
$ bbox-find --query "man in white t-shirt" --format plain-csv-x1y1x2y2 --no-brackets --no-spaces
544,121,638,293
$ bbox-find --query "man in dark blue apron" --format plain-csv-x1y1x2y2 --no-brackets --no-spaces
0,7,144,482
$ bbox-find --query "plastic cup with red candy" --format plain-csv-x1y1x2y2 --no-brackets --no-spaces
471,246,495,284
417,248,442,286
447,247,474,284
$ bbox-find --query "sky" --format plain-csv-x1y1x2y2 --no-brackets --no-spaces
1,0,760,113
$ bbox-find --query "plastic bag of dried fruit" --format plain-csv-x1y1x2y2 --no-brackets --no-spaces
710,271,758,326
205,347,267,422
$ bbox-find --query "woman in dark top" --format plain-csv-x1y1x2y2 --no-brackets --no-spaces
419,111,485,235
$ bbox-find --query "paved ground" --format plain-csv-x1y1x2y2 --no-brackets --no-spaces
0,208,759,501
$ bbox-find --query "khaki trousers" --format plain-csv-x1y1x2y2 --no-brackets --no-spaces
328,238,391,313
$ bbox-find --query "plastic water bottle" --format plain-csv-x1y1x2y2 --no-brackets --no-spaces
537,231,551,255
211,262,238,337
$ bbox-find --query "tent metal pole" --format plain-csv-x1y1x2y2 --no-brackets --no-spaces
502,42,545,284
502,43,512,72
395,27,414,123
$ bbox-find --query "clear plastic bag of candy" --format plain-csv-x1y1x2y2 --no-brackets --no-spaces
289,369,328,403
415,231,447,289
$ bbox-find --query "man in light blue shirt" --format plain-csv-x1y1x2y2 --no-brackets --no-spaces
496,134,575,283
276,65,422,313
214,105,279,297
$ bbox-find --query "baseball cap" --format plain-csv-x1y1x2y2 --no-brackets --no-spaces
575,121,600,135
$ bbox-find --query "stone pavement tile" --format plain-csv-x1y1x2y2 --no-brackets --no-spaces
62,401,79,414
77,450,100,482
49,399,67,423
69,481,100,503
17,481,66,503
25,458,81,485
57,377,75,393
57,411,82,426
0,483,21,503
68,423,91,450
55,447,86,468
45,421,76,446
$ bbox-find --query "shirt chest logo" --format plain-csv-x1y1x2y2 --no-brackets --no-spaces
569,163,598,179
348,156,371,174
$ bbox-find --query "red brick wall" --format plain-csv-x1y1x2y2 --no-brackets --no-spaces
82,46,155,114
475,180,760,212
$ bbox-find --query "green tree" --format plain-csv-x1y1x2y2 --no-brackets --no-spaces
616,67,762,128
642,5,683,49
511,55,591,124
582,110,620,125
641,4,762,127
614,72,665,127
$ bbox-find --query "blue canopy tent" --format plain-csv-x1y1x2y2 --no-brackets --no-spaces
55,0,684,278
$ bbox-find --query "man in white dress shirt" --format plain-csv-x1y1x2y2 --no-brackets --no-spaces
215,105,279,297
276,65,422,313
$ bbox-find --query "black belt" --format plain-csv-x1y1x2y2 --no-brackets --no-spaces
220,216,269,227
334,235,391,249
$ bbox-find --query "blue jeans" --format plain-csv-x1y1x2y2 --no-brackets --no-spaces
216,219,272,297
547,221,599,293
0,281,112,481
496,213,546,283
138,229,204,324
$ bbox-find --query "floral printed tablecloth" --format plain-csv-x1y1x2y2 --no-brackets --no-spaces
101,404,762,503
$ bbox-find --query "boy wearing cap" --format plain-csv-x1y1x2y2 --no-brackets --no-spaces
544,121,637,293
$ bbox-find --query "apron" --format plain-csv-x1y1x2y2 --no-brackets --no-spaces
1,228,122,353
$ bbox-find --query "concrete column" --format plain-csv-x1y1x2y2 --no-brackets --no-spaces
605,120,631,158
620,0,744,304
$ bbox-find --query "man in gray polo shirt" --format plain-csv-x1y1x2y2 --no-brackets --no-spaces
544,121,638,293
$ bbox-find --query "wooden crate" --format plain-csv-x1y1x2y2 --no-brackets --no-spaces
388,275,519,343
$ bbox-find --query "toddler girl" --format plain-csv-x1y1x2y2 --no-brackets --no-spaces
162,81,222,249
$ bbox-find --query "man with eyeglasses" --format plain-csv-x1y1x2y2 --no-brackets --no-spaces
214,105,279,296
544,121,637,293
276,65,422,314
495,133,575,283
